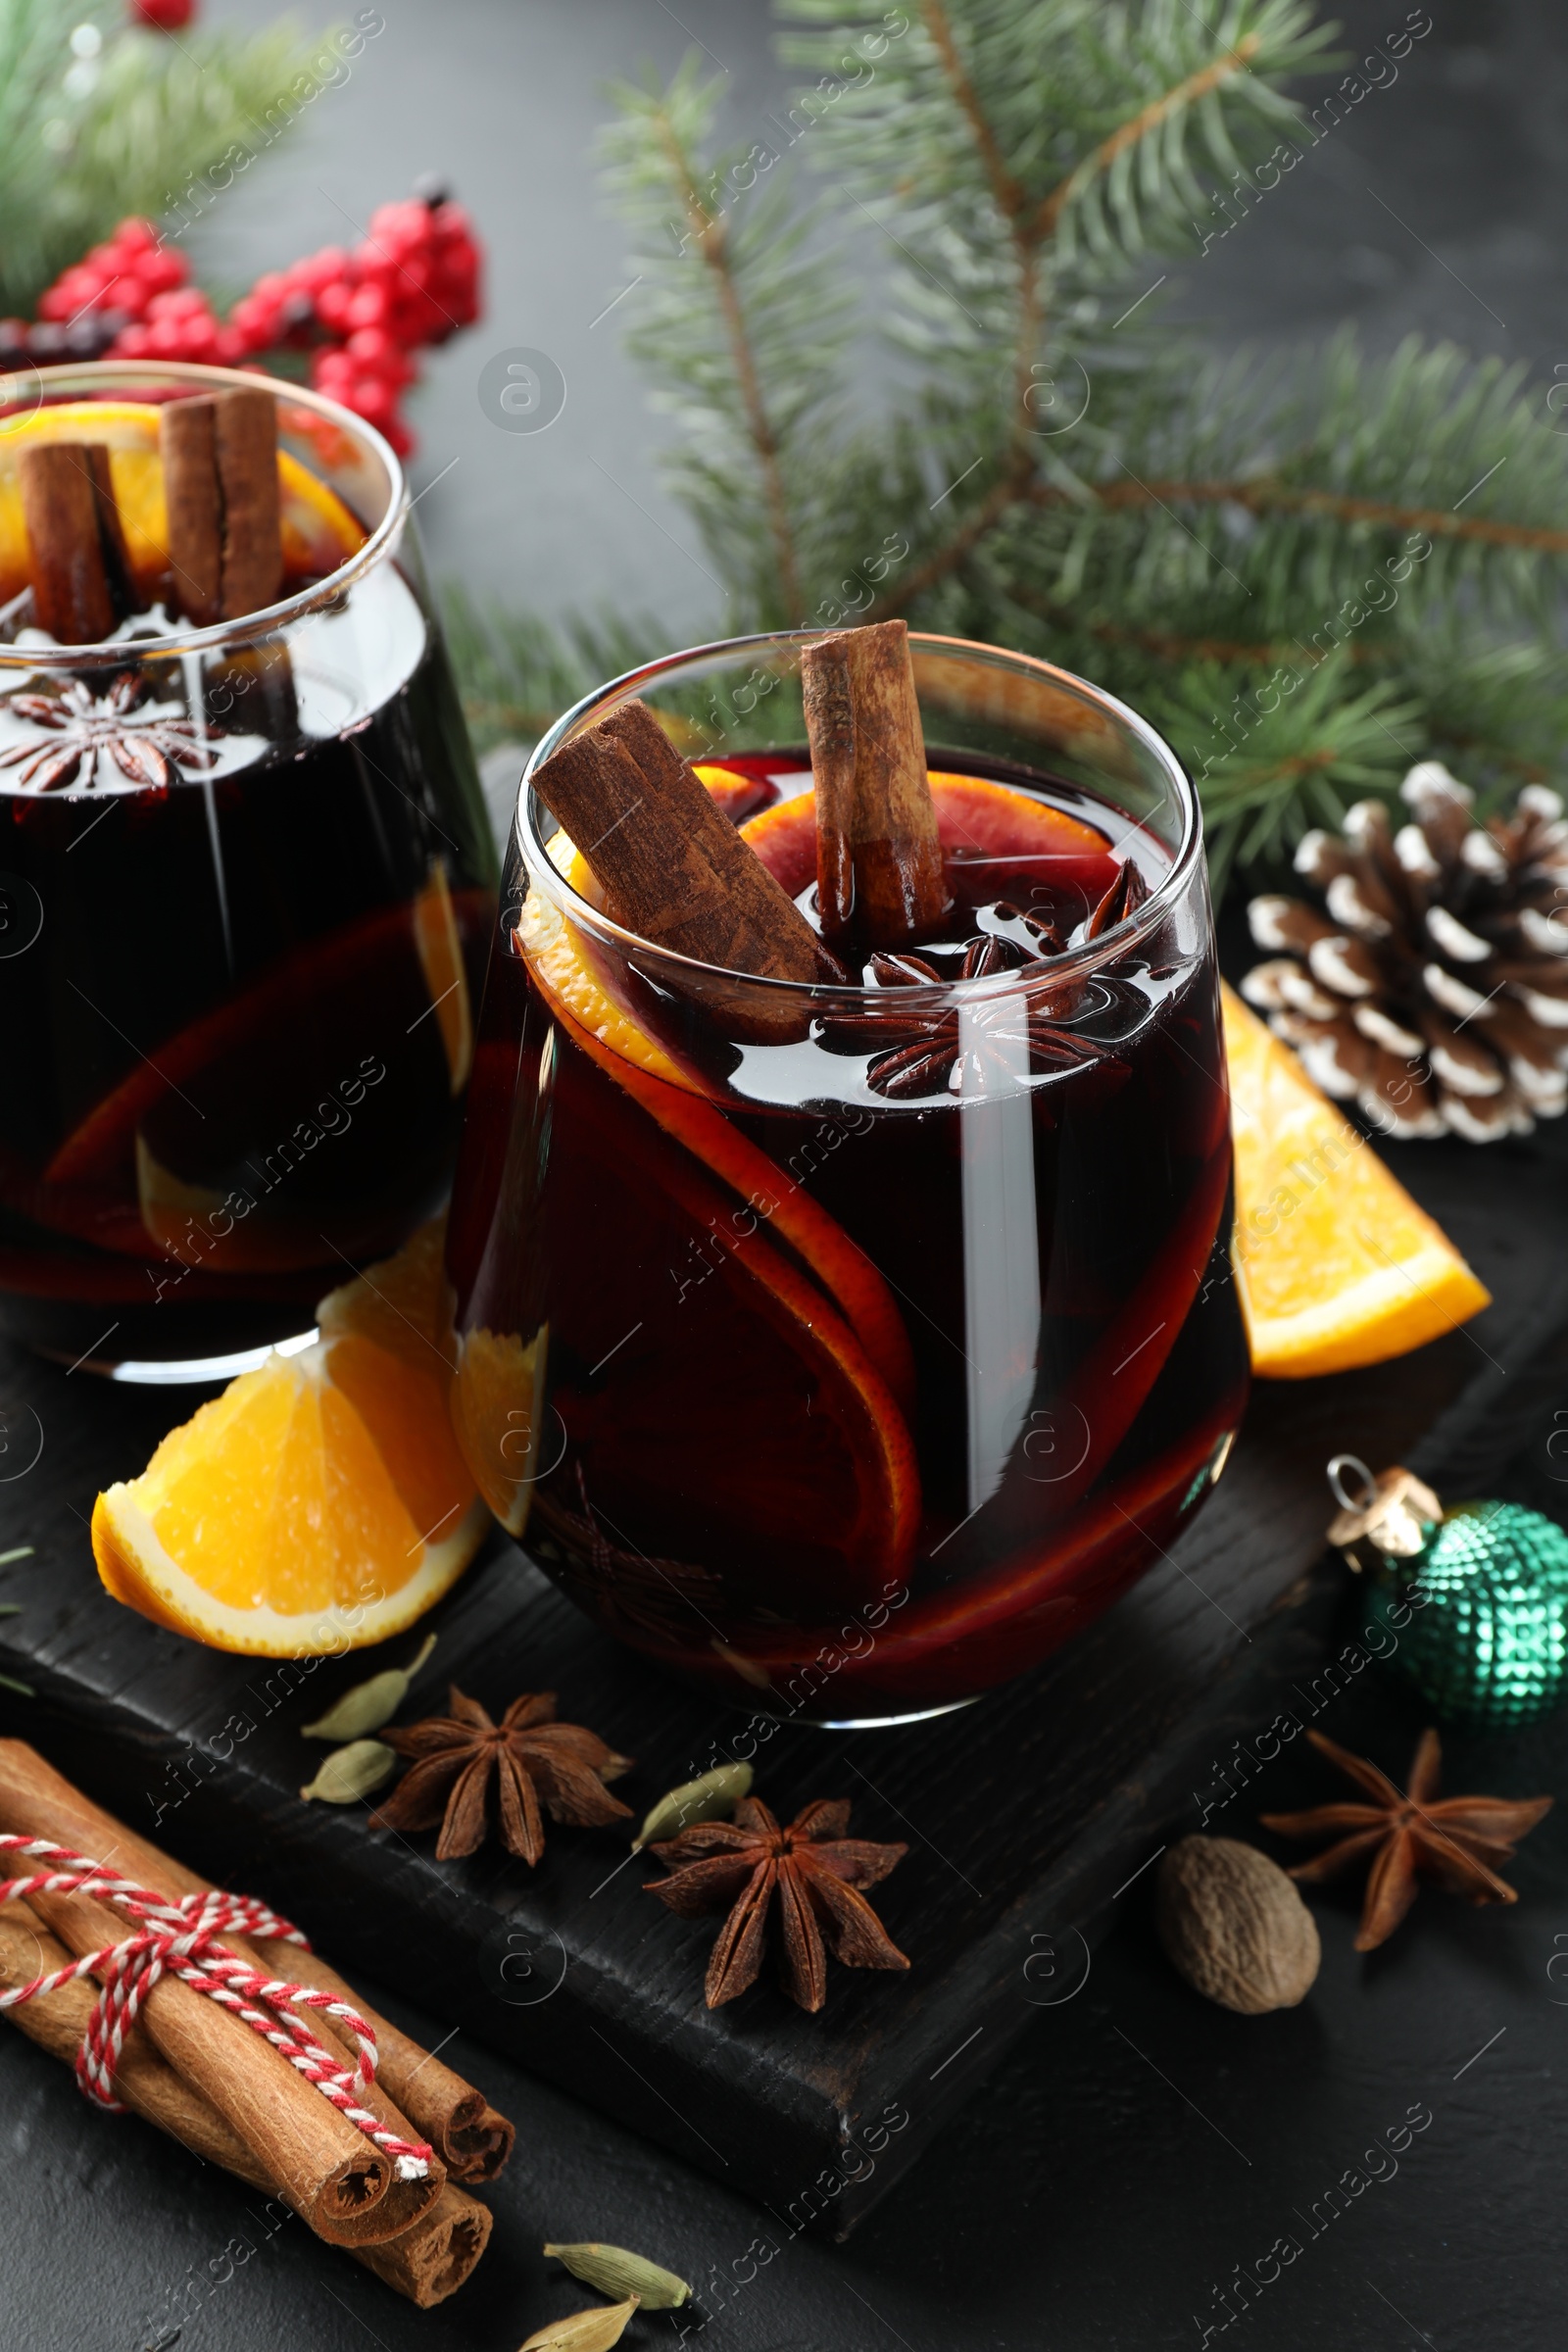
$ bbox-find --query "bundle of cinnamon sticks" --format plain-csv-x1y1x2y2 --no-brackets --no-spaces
18,385,282,643
0,1740,512,2310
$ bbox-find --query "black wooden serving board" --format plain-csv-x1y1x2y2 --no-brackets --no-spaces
2,1125,1566,2240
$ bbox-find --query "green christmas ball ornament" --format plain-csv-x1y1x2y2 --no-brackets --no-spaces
1327,1457,1568,1732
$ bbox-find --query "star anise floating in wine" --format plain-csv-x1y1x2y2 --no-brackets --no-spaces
823,921,1095,1102
644,1794,910,2011
0,672,219,792
1260,1728,1552,1952
372,1685,634,1865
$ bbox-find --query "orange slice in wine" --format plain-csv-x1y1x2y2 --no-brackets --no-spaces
412,859,475,1094
517,861,916,1409
449,1324,550,1539
42,889,491,1260
738,771,1112,900
537,1054,920,1604
0,399,366,610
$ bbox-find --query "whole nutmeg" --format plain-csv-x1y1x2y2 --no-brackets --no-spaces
1154,1836,1320,2014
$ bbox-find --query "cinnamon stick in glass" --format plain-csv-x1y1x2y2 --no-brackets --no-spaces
0,1739,406,2245
0,1900,491,2308
533,696,837,989
215,385,283,619
160,387,282,625
18,442,118,643
801,618,950,949
161,396,223,625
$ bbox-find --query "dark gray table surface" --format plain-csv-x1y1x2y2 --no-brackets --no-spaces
7,4,1568,2345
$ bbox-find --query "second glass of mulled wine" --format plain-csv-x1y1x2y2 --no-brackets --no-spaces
447,631,1248,1722
0,363,495,1375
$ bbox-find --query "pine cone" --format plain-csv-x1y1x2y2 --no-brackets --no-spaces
1243,766,1568,1143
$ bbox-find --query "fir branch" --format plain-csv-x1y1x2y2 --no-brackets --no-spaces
0,0,331,315
598,58,852,626
1026,473,1568,556
568,5,1568,877
650,102,806,621
441,585,668,755
1027,27,1265,243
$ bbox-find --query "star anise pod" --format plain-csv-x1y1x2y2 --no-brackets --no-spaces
645,1794,909,2011
1260,1728,1552,1952
0,671,219,792
372,1685,634,1864
821,928,1098,1101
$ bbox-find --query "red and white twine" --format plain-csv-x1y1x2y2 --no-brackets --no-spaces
0,1837,431,2179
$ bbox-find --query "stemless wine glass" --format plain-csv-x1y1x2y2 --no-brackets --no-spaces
0,362,496,1376
446,632,1249,1723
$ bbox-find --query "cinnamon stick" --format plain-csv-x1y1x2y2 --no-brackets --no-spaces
533,696,835,989
0,1740,406,2245
18,442,118,643
84,444,133,615
161,396,222,626
801,618,950,949
215,385,282,619
355,2187,494,2308
246,1936,514,2183
160,387,283,625
0,1900,491,2308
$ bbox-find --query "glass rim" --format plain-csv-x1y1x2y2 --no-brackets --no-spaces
515,627,1205,1006
0,360,408,666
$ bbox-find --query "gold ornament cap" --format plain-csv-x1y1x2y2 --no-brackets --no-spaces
1325,1455,1443,1573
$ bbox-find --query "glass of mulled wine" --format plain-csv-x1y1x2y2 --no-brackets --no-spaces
0,363,495,1375
446,632,1248,1723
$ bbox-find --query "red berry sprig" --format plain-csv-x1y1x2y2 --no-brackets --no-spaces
22,186,483,459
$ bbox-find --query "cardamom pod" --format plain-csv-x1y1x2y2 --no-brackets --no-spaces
299,1739,396,1804
544,2242,691,2309
518,2294,640,2351
302,1632,437,1740
634,1761,753,1849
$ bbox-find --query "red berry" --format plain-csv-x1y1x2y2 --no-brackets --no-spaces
107,322,153,358
129,0,198,28
292,246,351,293
146,286,206,321
344,326,414,384
130,247,186,298
314,282,355,332
344,282,391,331
111,218,160,255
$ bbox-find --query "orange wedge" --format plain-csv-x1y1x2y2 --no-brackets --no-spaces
412,859,475,1094
93,1219,486,1654
1223,984,1492,1378
0,399,365,611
